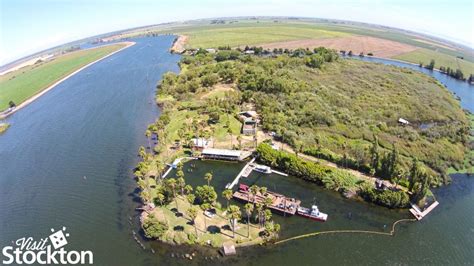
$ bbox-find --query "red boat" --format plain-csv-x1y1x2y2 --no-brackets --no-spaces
297,205,328,222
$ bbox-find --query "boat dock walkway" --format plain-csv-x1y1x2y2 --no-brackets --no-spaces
271,169,288,176
226,157,256,189
162,157,196,179
409,201,439,220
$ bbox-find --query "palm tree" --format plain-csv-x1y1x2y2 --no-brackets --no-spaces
227,205,241,238
250,185,259,204
244,203,254,238
222,189,233,209
186,206,199,236
204,172,213,186
263,196,273,209
155,193,165,206
186,193,195,205
201,203,211,231
155,159,164,182
184,185,193,195
260,186,267,196
255,203,263,227
166,178,178,212
177,177,186,196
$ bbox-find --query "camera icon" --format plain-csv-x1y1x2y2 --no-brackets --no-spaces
48,227,70,249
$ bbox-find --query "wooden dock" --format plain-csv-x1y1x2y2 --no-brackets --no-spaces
226,157,256,189
409,201,439,220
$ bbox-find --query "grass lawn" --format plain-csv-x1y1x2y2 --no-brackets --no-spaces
393,48,474,75
0,43,127,111
149,196,263,247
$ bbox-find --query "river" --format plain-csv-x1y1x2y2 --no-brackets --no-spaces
0,36,472,265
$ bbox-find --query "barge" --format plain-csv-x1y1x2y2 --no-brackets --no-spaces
232,184,301,215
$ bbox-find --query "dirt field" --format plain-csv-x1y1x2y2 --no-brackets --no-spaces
260,36,419,58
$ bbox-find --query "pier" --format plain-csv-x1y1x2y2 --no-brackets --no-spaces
226,157,256,189
409,201,439,220
162,157,197,178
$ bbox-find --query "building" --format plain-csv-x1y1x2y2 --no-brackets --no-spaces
201,148,251,161
242,120,257,135
238,111,258,135
190,138,209,151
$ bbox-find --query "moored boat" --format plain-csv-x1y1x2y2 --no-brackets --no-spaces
297,205,328,222
254,164,272,174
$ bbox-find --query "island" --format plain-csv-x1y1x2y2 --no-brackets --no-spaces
0,42,135,118
134,44,471,251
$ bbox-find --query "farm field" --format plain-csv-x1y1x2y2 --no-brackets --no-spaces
150,19,473,76
0,43,127,111
393,48,474,74
179,23,351,49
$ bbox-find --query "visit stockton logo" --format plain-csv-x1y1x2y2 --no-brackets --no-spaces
2,226,93,265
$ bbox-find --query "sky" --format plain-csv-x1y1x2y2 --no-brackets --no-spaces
0,0,473,65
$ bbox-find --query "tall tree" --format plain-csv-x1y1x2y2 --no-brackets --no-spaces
186,206,199,236
250,185,260,204
166,178,178,212
244,203,254,238
370,136,380,175
204,172,213,186
222,189,233,209
227,205,241,238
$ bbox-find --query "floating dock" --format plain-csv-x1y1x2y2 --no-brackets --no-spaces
232,183,301,215
409,201,439,220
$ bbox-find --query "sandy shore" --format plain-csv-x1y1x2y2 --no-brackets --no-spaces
170,35,188,54
0,41,135,119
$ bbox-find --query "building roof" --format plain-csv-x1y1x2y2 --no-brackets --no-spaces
202,148,242,157
191,138,209,147
398,118,410,124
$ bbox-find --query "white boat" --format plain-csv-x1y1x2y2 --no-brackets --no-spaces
297,205,328,222
254,164,272,174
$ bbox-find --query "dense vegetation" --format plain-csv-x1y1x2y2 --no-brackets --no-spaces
257,143,410,208
158,48,470,188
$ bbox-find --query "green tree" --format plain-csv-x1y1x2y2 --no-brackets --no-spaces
370,136,380,175
145,129,152,150
142,214,168,239
155,193,165,206
186,206,199,236
195,185,217,205
186,193,196,205
227,205,241,238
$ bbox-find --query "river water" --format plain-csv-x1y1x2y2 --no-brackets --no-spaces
0,36,472,265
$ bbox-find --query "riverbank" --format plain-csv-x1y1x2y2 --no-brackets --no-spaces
0,41,135,119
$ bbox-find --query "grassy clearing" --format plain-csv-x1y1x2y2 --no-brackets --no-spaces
0,43,127,111
147,196,263,247
393,48,474,75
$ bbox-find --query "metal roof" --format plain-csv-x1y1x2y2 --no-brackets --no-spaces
202,148,242,157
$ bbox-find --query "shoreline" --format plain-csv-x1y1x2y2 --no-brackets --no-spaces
0,41,136,119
